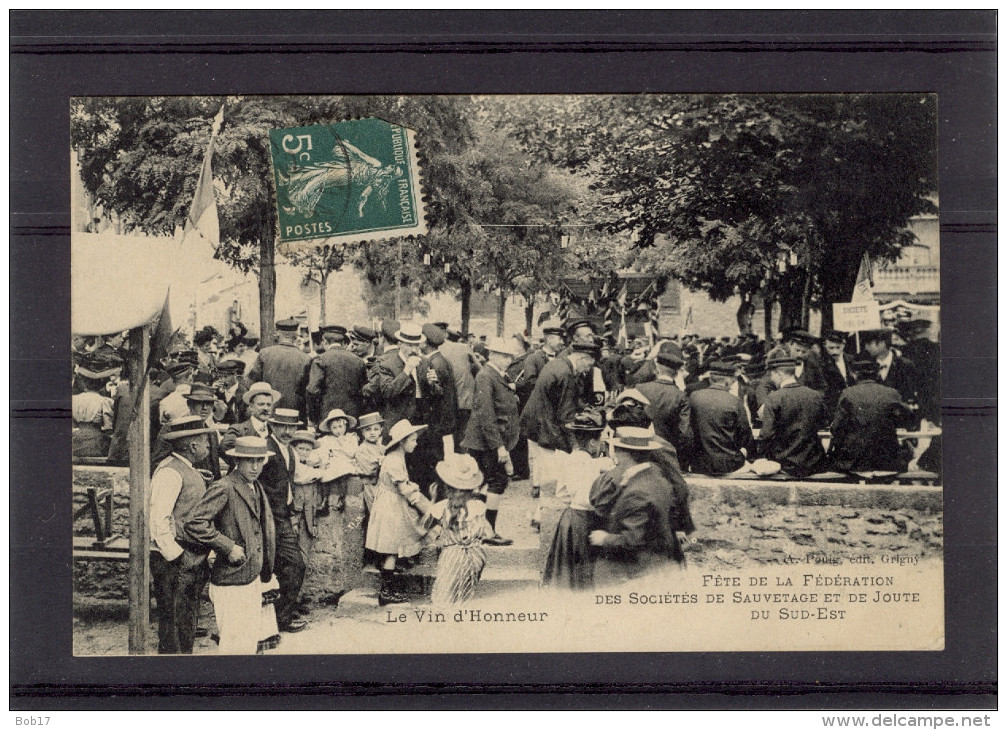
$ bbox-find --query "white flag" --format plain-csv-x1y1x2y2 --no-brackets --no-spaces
181,105,224,250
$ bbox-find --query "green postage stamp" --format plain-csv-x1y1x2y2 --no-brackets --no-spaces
268,117,426,248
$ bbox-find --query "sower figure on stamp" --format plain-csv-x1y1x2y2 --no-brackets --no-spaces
462,336,522,546
148,416,215,654
183,437,279,655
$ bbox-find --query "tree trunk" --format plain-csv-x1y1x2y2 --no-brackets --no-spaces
319,271,328,326
800,268,813,331
496,289,507,337
763,298,774,340
459,279,472,336
736,293,755,335
259,224,277,346
524,296,535,336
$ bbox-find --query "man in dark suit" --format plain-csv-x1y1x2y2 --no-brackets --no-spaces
688,361,753,475
220,381,280,457
462,336,522,545
183,436,277,654
520,340,599,528
508,323,564,481
828,357,913,473
782,328,827,393
306,325,367,425
247,318,311,422
410,324,459,494
634,341,692,463
862,328,922,428
896,319,941,427
364,322,424,436
253,408,306,633
756,354,828,477
214,359,248,425
820,330,856,419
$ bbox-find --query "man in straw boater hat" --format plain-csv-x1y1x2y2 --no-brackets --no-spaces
220,381,282,459
687,360,754,476
150,382,224,479
306,324,367,426
462,336,523,546
827,356,914,474
247,317,312,422
364,321,425,437
148,415,215,654
520,338,601,531
588,427,686,586
183,436,279,654
754,352,828,478
255,407,308,632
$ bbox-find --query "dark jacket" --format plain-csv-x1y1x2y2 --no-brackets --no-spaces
247,343,311,420
757,381,828,477
593,462,681,585
635,376,692,460
258,434,297,521
828,379,911,473
879,353,922,408
183,470,276,587
416,351,458,439
797,349,828,392
688,383,752,475
220,417,270,466
821,353,857,418
462,363,521,453
509,347,554,408
520,355,580,452
364,349,418,436
901,338,941,424
306,345,367,424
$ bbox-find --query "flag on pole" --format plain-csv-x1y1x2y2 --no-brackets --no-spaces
181,105,224,250
852,253,875,302
124,291,177,428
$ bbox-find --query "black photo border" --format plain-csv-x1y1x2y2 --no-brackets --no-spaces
10,9,997,710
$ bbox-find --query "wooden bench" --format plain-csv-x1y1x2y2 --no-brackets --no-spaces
73,485,129,561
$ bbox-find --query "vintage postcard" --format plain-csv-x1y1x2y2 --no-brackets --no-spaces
70,93,942,656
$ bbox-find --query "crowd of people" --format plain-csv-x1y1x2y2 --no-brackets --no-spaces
71,313,940,654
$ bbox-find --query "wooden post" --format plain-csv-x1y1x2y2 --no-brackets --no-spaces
127,324,151,654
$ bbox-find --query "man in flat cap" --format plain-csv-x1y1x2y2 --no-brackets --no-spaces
860,328,922,428
431,323,477,453
820,330,856,418
410,323,459,492
688,360,753,475
520,339,600,529
157,362,196,426
148,416,215,654
782,328,827,393
828,356,913,473
247,318,312,423
634,340,693,463
306,324,367,426
214,358,248,426
896,319,940,428
755,353,828,477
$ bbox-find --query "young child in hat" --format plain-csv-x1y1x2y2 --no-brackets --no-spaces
422,455,492,605
542,411,614,591
364,419,433,606
290,430,324,561
316,409,360,514
352,412,385,516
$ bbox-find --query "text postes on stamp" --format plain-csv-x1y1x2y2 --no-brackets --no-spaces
269,117,426,248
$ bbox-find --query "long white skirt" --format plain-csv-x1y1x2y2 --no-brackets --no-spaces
209,577,280,655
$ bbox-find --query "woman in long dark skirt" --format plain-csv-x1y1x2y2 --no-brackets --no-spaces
542,412,613,590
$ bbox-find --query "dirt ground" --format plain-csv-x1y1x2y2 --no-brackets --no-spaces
72,473,942,656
